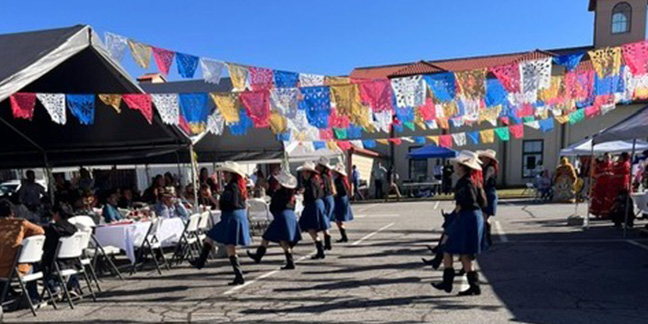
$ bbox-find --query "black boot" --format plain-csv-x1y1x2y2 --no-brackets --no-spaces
246,246,266,264
189,244,211,270
431,268,455,293
336,228,348,243
458,271,481,296
281,251,295,270
228,256,245,286
422,250,444,270
311,241,326,259
485,222,493,246
324,234,332,250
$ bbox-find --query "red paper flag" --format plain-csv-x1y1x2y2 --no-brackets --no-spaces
359,79,393,112
500,117,510,125
509,124,524,139
388,138,402,145
329,109,350,128
516,104,534,118
418,98,436,121
319,129,334,140
336,140,352,150
249,67,274,91
585,106,601,118
123,94,153,124
240,90,271,128
179,115,191,134
151,47,175,76
10,93,37,120
439,135,453,148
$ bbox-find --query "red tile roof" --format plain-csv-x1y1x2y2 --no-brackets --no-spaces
350,63,413,80
389,61,446,77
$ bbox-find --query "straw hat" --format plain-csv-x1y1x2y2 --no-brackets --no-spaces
451,150,483,171
276,171,298,189
477,149,497,161
296,161,319,173
332,163,347,177
215,161,246,177
317,156,333,170
161,186,176,197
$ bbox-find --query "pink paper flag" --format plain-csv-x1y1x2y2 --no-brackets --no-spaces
388,138,402,145
123,94,153,124
319,129,334,140
249,67,274,91
439,135,453,148
622,41,648,75
509,124,524,139
151,47,175,76
336,140,352,151
490,63,521,93
585,106,601,118
239,90,271,128
359,79,393,112
10,93,37,120
418,98,436,121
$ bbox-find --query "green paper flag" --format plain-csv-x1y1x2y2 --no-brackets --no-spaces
403,122,415,131
522,116,535,123
494,127,510,141
334,128,348,140
569,109,585,125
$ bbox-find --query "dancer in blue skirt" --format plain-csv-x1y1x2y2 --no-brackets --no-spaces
190,161,251,285
432,151,486,296
332,163,354,243
247,171,302,270
297,161,330,259
315,157,335,250
477,149,498,247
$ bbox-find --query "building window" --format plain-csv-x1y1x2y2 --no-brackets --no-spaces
522,140,543,178
408,146,428,181
612,2,632,34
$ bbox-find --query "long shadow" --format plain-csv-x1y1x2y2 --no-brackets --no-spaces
301,261,422,275
273,276,421,292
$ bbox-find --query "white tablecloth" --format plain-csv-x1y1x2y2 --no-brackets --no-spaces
94,218,185,264
632,192,648,213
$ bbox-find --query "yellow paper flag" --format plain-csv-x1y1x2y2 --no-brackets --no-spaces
325,76,351,86
127,39,151,69
427,136,439,145
588,46,622,78
327,141,338,150
209,92,240,123
268,112,287,134
376,139,390,145
480,129,495,144
98,94,122,113
226,63,249,90
555,115,570,124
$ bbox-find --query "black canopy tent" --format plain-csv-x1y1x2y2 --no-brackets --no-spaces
0,25,190,169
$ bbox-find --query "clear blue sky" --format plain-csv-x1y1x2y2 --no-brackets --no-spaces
0,1,597,79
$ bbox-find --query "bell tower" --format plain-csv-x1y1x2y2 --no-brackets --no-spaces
590,0,647,47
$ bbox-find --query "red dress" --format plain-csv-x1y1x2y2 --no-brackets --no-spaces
589,161,613,218
611,160,631,197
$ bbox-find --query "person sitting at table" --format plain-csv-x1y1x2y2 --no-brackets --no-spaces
41,203,80,295
155,189,189,219
198,184,218,210
183,184,196,205
103,190,125,224
118,186,135,209
142,175,165,204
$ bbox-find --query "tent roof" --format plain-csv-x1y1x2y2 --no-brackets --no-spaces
0,25,189,168
408,145,458,159
593,104,648,144
561,138,648,156
141,79,285,163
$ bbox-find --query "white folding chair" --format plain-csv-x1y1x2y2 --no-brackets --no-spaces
0,235,57,316
53,232,97,309
77,231,102,293
171,214,201,265
197,211,211,242
130,218,169,275
68,215,123,280
248,199,271,236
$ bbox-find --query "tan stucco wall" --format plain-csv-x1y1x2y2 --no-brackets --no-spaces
593,0,646,47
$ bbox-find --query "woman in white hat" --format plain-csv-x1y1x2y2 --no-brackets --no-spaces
297,161,330,259
315,157,335,251
190,161,251,286
331,163,354,243
432,150,486,296
477,149,498,246
247,171,302,270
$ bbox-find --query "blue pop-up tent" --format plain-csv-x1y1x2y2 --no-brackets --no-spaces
408,145,458,159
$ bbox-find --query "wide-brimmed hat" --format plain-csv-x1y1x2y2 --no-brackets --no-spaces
276,171,298,189
215,161,246,177
317,156,333,170
477,149,497,161
332,163,347,177
451,150,483,171
160,187,176,198
296,161,319,173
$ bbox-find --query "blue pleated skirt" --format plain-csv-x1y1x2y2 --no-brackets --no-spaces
263,209,302,243
322,194,335,221
207,209,251,246
333,195,354,222
444,209,485,255
299,199,330,232
483,186,498,217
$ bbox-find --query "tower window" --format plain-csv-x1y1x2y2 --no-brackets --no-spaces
611,2,632,34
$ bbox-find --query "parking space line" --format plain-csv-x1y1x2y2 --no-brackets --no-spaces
493,221,508,242
626,240,648,251
354,214,400,219
356,204,378,213
433,202,439,210
352,223,396,246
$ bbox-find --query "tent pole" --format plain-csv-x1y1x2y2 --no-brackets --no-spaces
0,116,45,153
42,152,55,206
623,139,637,238
189,144,199,212
174,151,183,187
585,137,596,229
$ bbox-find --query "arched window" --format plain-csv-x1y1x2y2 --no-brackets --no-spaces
611,2,632,34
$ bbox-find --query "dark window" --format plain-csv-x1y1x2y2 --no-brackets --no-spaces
612,2,632,34
408,146,428,181
522,140,543,178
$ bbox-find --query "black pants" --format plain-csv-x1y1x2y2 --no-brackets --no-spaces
442,178,452,194
374,180,383,199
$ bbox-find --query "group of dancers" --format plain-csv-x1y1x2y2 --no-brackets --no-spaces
424,149,498,296
189,157,354,285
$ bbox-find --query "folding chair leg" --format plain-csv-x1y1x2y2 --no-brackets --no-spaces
0,276,11,309
41,282,57,310
79,268,97,302
16,278,37,316
55,263,74,309
150,248,163,275
103,254,124,280
157,247,171,271
86,263,102,293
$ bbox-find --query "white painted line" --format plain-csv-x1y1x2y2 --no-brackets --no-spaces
351,223,396,246
354,214,400,219
501,238,648,244
433,202,440,210
627,240,648,251
356,204,378,213
494,221,508,243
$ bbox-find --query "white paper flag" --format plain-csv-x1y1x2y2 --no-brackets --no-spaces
207,110,225,135
104,32,128,62
36,93,66,125
200,58,225,84
452,132,467,146
151,94,179,125
299,73,325,87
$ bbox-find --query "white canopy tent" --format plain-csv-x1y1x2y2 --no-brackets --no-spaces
560,138,648,156
592,104,648,144
284,141,342,163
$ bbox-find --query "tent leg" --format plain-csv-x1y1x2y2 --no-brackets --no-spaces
189,144,199,212
43,152,55,206
585,138,596,229
174,151,183,187
623,139,637,238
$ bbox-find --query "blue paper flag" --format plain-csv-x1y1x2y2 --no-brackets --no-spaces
313,141,326,150
595,73,624,96
228,108,253,136
553,52,585,71
393,124,404,133
395,107,414,123
67,94,95,125
179,93,210,126
362,139,376,148
467,131,480,144
485,78,508,107
539,118,554,132
273,70,299,88
423,73,456,102
347,125,363,139
176,52,199,78
414,136,426,145
276,132,291,142
299,86,331,129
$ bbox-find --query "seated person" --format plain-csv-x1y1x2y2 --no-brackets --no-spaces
610,189,635,228
536,170,553,200
118,187,135,209
41,203,79,293
0,199,45,302
102,190,125,224
198,184,218,210
155,189,189,219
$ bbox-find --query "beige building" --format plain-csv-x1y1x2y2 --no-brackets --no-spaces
349,0,648,188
